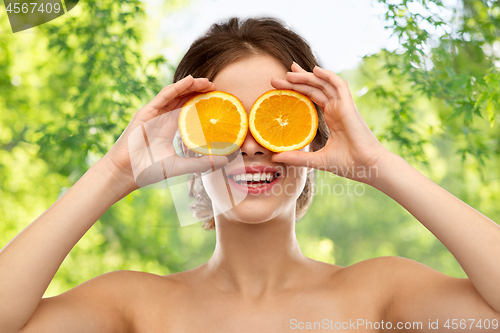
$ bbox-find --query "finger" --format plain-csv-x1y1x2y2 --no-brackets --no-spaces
160,87,215,114
271,150,323,169
197,84,217,93
146,75,195,111
291,62,308,73
170,87,212,111
134,154,228,187
158,96,187,115
154,80,216,115
177,79,215,98
165,98,187,113
271,77,330,107
285,71,338,100
312,66,352,100
146,77,214,113
173,80,216,104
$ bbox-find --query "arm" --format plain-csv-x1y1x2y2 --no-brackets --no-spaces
0,75,223,333
373,153,500,322
270,63,500,322
0,161,131,333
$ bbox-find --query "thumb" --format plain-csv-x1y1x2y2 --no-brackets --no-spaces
200,155,229,169
182,155,229,174
271,150,319,168
133,154,229,185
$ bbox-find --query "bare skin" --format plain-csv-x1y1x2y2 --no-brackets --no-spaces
0,55,499,333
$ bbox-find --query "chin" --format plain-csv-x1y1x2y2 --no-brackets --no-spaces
223,200,290,225
236,212,277,225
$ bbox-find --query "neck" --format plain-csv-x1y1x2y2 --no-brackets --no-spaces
205,212,310,299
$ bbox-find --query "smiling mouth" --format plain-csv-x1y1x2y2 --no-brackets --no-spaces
227,172,281,188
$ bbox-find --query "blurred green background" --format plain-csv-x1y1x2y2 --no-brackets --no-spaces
0,0,499,297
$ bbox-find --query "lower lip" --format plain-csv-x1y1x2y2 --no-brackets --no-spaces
227,175,281,194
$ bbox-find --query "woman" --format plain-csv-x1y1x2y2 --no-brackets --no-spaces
1,17,499,333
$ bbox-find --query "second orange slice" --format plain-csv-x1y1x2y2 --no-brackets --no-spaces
249,90,318,152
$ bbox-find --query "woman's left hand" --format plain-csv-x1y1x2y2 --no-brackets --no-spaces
270,63,390,185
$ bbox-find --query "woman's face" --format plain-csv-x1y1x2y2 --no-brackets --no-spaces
201,54,312,225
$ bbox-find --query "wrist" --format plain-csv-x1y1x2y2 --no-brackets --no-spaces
365,151,404,190
91,158,137,202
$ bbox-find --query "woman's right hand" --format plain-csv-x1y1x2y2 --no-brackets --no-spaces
101,75,229,194
0,79,225,333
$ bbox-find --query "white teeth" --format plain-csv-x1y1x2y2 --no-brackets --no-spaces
232,172,279,186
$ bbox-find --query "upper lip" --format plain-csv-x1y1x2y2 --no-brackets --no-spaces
227,165,281,176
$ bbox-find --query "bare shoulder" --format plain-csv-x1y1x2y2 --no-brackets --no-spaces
338,255,459,295
62,269,184,301
334,255,453,295
326,256,439,312
342,255,426,270
94,269,190,316
19,270,182,333
340,256,500,325
336,255,442,281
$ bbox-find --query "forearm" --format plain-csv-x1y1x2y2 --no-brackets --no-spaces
371,153,500,313
0,159,131,333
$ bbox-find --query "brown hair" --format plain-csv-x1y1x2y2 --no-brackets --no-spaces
173,17,329,229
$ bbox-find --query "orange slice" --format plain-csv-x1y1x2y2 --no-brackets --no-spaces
249,90,318,152
179,91,248,156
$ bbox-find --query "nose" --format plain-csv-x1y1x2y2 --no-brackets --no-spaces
239,131,271,157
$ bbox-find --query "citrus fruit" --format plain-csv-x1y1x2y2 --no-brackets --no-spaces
248,89,318,152
179,91,248,156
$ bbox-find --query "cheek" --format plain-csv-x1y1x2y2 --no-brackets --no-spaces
283,166,308,198
200,171,229,213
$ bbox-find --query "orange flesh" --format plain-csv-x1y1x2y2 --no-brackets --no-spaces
184,97,242,149
253,95,313,147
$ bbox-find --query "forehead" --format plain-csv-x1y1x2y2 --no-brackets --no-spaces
212,54,288,111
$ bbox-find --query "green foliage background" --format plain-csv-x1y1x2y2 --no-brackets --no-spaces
0,0,499,297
